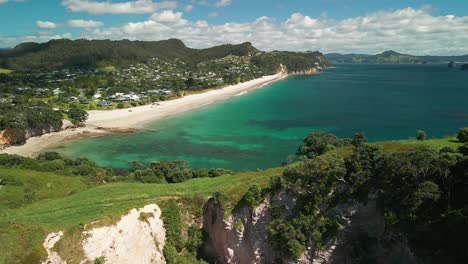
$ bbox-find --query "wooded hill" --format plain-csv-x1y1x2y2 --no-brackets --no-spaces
0,38,331,73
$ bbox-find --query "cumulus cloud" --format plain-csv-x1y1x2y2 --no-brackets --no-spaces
36,21,57,29
0,32,73,47
150,10,187,26
215,0,231,7
67,19,103,28
37,19,103,29
62,0,177,14
6,7,468,55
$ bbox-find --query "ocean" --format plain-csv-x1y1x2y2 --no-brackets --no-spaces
51,64,468,170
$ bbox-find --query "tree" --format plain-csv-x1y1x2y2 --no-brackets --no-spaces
243,184,263,206
416,130,426,141
457,128,468,143
458,143,468,156
68,107,88,126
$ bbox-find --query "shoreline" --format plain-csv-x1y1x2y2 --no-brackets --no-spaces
0,72,288,157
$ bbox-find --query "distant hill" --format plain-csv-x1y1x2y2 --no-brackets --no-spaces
326,50,468,64
0,38,331,73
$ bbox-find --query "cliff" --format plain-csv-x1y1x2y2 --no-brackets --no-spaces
201,192,417,264
42,204,166,264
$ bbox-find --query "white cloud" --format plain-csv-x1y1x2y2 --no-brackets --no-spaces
150,10,187,26
208,12,219,18
215,0,231,7
0,32,73,47
67,19,103,28
62,0,177,14
36,21,57,29
185,4,193,12
0,0,8,4
5,7,468,55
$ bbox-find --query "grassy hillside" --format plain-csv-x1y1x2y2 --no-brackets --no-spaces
0,136,463,263
0,167,89,212
0,167,282,263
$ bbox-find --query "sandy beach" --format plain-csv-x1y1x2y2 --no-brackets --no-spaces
1,72,287,157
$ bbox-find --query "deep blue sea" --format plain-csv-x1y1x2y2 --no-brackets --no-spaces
52,64,468,170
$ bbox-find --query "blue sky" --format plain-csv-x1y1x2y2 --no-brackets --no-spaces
1,0,468,54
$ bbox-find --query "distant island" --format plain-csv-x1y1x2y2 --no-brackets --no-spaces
326,50,468,64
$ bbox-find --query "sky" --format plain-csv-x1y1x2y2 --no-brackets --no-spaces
0,0,467,55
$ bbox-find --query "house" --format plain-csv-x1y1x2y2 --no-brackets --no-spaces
98,101,112,107
53,88,61,96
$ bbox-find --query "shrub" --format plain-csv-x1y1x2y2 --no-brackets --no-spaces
458,143,468,156
457,128,468,143
37,152,62,161
243,184,263,207
416,130,426,141
185,225,203,254
208,168,233,178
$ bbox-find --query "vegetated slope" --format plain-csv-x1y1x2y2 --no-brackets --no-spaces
0,167,89,212
326,50,468,63
0,38,331,73
0,136,464,263
0,166,282,263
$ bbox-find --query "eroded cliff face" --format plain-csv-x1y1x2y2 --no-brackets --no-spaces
202,193,417,264
202,191,296,264
0,120,69,146
42,204,166,264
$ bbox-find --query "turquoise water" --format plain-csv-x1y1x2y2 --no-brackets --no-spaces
52,64,468,170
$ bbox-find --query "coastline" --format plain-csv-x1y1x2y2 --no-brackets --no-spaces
0,72,288,157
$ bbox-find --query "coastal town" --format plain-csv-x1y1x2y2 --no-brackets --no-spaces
0,55,265,111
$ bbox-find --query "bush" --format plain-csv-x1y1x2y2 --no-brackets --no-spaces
117,103,125,109
208,168,233,178
68,107,88,126
457,128,468,143
416,130,426,141
243,184,263,207
37,152,62,161
185,225,203,254
40,160,66,172
458,143,468,156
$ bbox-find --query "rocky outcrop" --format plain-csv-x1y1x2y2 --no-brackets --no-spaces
41,231,65,264
202,191,296,263
42,204,166,264
0,120,67,146
202,192,417,264
289,68,321,75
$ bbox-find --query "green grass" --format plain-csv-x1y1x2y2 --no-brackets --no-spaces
0,135,463,263
0,68,13,74
0,167,282,263
98,66,117,73
0,167,89,212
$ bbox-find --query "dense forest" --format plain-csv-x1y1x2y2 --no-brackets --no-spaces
251,131,468,263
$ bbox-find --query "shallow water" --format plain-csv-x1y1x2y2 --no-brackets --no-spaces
51,64,468,170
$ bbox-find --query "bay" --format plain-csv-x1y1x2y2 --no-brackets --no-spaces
51,64,468,170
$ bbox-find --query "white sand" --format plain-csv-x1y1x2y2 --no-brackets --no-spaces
86,72,286,128
0,73,286,157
